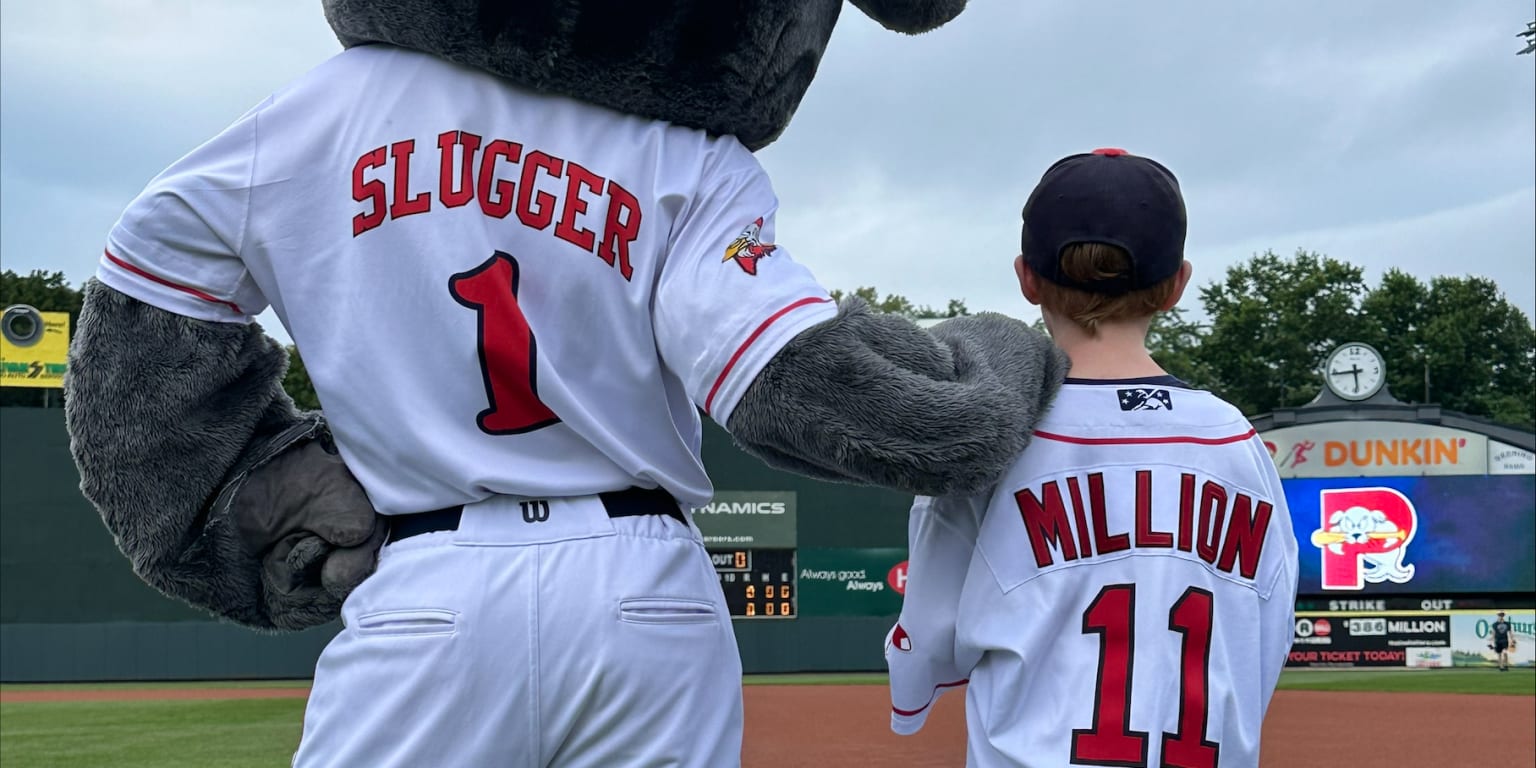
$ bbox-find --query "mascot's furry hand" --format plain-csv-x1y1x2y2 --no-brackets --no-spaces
730,300,1067,496
65,282,383,631
230,441,386,625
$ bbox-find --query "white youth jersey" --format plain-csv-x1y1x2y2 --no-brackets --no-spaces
98,45,837,514
887,378,1298,768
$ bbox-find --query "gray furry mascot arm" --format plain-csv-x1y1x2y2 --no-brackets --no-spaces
65,0,1067,632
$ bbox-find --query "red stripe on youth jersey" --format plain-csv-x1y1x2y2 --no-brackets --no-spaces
891,679,968,717
1034,429,1258,446
703,296,833,415
103,250,244,315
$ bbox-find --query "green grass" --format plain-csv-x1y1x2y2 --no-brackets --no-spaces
1277,667,1534,695
0,680,308,693
741,669,1536,695
0,699,304,768
7,668,1530,695
1,669,1529,767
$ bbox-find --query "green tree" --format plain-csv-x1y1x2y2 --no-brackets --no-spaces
282,345,322,411
1145,306,1215,389
1360,271,1534,426
1356,268,1432,402
0,270,86,407
1187,254,1534,428
1195,249,1373,415
1519,20,1534,55
828,286,969,319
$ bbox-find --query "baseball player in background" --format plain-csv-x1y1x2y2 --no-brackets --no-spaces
885,149,1300,767
1491,610,1516,671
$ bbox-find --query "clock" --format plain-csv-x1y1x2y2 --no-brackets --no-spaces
1323,343,1385,401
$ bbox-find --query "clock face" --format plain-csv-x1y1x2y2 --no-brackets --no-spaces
1325,343,1385,401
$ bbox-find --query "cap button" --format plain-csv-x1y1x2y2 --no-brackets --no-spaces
1092,147,1128,156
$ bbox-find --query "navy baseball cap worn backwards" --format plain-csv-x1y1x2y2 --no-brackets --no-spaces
1021,148,1187,296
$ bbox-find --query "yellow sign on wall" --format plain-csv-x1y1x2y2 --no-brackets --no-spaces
0,305,71,389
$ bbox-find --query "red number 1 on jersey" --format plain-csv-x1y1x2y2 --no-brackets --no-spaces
449,252,561,434
1071,584,1219,768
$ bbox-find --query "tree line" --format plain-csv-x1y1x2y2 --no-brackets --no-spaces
4,249,1533,428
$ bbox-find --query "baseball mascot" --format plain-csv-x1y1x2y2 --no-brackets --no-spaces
65,1,1066,764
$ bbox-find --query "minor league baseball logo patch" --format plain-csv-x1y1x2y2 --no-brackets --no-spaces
890,623,913,652
1118,388,1173,411
722,217,777,275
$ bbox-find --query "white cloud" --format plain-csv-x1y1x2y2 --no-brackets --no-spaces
1,0,1531,351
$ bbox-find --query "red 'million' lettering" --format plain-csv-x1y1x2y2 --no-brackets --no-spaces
1016,470,1273,581
1217,495,1273,580
1134,470,1173,548
1087,473,1130,555
348,131,644,283
1017,482,1078,568
1065,476,1093,559
1177,473,1197,552
1197,481,1226,565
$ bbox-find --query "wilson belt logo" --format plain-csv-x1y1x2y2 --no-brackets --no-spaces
520,500,551,523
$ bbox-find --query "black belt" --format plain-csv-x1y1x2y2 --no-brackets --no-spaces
386,486,687,544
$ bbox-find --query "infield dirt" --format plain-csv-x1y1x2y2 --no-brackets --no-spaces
4,684,1532,766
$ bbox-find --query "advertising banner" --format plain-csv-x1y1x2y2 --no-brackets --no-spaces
1488,442,1536,475
1449,610,1534,668
1284,474,1535,594
691,491,797,548
0,308,69,389
1404,648,1453,668
796,548,908,617
1286,612,1451,668
1261,421,1492,477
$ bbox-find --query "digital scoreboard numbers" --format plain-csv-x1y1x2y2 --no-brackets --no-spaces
690,492,798,620
710,549,796,618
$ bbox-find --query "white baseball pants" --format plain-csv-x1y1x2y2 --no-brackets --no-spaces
291,493,744,767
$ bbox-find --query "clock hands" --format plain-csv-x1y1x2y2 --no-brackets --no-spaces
1331,364,1364,391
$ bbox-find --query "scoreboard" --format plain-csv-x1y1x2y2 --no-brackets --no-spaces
710,549,796,618
692,492,798,620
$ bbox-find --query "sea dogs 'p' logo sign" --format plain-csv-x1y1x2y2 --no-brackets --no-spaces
723,217,777,275
1311,487,1417,590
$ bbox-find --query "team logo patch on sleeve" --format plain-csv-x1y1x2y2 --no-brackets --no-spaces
889,623,913,652
722,217,777,275
1118,388,1173,411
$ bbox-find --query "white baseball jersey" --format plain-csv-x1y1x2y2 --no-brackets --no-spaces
887,377,1298,768
97,44,837,515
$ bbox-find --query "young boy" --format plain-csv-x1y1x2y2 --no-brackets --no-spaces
886,149,1300,767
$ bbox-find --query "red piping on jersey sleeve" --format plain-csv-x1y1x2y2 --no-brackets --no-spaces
703,296,833,415
1033,428,1257,446
891,679,969,717
103,250,244,315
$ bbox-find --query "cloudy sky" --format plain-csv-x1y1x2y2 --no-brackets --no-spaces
2,0,1532,346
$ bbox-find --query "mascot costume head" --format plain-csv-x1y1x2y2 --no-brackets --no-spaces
65,2,1064,763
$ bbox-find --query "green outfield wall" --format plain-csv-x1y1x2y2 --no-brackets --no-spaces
0,408,915,681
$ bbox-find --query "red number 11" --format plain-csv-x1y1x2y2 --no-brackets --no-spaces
1071,584,1219,768
449,251,561,434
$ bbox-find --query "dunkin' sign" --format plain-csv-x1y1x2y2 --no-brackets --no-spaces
1310,487,1418,590
1261,422,1495,478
